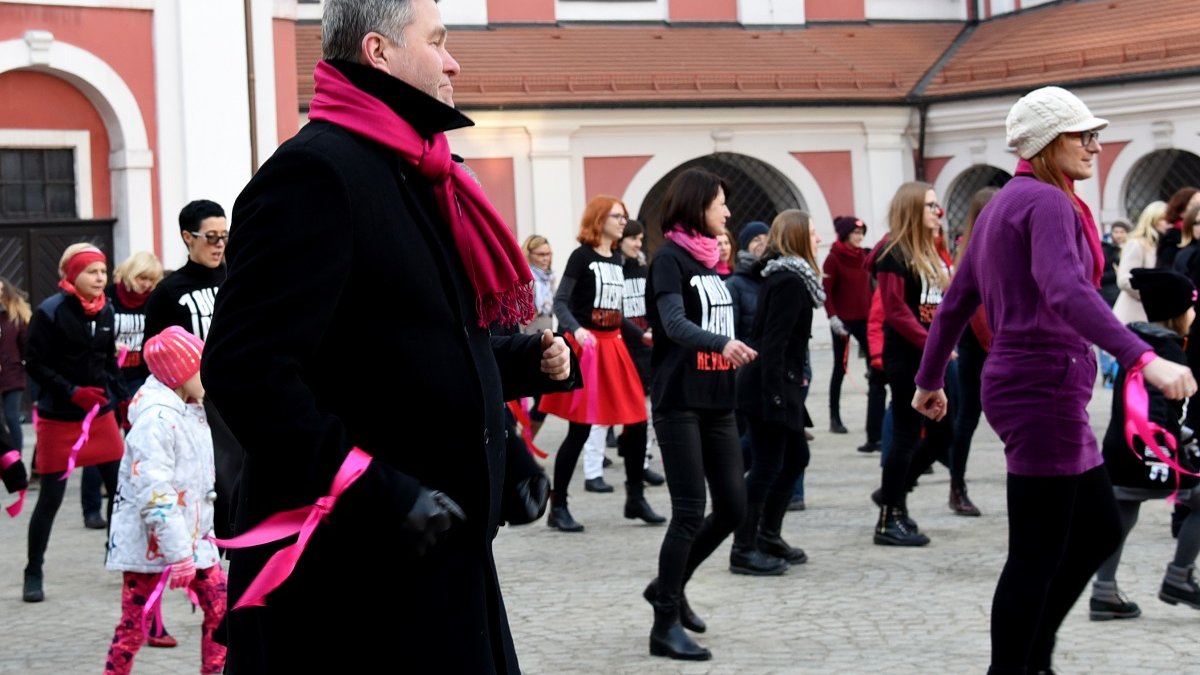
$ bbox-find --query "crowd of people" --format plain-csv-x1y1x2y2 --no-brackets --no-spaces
6,1,1200,674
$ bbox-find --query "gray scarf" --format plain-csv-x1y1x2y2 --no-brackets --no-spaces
762,256,826,305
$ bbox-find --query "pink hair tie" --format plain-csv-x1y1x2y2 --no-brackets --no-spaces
1,450,26,517
59,403,101,481
211,446,372,609
1124,351,1200,503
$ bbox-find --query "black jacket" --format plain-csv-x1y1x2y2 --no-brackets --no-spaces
736,257,814,430
26,292,123,420
142,259,225,343
202,61,576,674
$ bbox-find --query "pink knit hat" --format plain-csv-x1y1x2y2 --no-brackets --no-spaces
143,326,204,389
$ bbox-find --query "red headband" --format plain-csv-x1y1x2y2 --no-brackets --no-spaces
63,247,106,283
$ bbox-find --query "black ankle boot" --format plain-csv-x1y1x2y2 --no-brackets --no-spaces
649,596,711,660
829,410,848,434
624,482,665,524
757,491,807,564
729,546,789,575
22,570,43,603
643,578,705,633
874,505,929,546
949,478,981,517
547,495,584,532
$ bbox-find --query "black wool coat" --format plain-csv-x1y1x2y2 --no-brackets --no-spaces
736,260,815,431
202,61,576,675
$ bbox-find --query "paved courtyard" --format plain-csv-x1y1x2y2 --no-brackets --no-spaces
2,347,1198,674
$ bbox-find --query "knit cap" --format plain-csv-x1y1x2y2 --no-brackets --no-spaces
833,216,866,241
1131,268,1197,323
737,221,770,251
1006,86,1107,159
143,326,204,389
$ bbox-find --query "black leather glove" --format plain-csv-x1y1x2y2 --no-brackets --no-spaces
502,471,549,526
403,488,466,556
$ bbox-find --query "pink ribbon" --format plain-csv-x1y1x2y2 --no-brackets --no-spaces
1,450,25,517
1124,352,1200,503
58,403,101,481
140,564,200,640
211,447,372,609
507,399,548,459
116,344,130,368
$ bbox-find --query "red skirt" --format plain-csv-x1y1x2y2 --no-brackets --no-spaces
538,329,647,426
33,411,124,474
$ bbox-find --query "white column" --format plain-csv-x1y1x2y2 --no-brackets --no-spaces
110,148,155,260
862,119,914,231
527,124,579,278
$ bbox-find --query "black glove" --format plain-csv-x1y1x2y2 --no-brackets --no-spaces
403,488,466,556
2,456,28,493
502,471,550,526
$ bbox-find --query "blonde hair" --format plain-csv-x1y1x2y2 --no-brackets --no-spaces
0,277,32,326
1129,200,1167,248
767,209,820,274
880,182,949,290
57,242,103,279
113,251,164,292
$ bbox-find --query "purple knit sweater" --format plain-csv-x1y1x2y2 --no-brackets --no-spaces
915,175,1151,475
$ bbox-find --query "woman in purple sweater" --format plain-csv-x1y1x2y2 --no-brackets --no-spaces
913,86,1195,674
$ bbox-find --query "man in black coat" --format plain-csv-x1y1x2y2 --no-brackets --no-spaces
201,1,577,672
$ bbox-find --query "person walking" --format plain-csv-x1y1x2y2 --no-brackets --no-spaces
0,277,31,462
538,194,663,531
823,215,879,439
913,85,1195,675
641,167,758,661
520,234,557,441
732,208,822,574
103,326,227,675
200,1,576,671
23,243,127,603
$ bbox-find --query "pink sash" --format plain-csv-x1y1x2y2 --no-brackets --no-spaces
1124,352,1200,503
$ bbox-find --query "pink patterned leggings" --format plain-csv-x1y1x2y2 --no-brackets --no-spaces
105,565,228,675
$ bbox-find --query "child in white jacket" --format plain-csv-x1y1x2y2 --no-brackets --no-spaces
104,325,226,675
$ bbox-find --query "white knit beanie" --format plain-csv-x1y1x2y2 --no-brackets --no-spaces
1005,86,1108,159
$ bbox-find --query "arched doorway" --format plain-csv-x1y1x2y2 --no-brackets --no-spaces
944,165,1011,249
1123,149,1200,223
637,152,807,256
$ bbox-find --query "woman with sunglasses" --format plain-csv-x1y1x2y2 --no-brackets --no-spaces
866,180,954,547
913,86,1194,674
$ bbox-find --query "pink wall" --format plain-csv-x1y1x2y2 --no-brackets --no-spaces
0,4,160,237
790,151,855,219
669,0,738,22
274,18,299,144
1098,140,1129,212
584,156,653,207
0,71,112,218
464,157,518,234
923,155,954,185
806,0,865,21
486,0,555,23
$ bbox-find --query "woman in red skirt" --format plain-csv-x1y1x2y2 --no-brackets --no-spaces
540,195,664,531
22,243,127,602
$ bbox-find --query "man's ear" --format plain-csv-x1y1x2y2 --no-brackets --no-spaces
361,32,390,72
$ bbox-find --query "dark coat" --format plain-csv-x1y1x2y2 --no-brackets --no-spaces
1099,240,1121,307
736,259,814,431
726,251,762,340
0,308,28,394
202,61,576,674
26,292,123,420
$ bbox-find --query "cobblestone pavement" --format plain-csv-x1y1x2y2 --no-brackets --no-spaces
3,348,1198,674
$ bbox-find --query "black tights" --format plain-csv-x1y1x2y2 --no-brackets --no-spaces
989,465,1121,674
26,460,119,576
950,329,986,481
552,421,647,502
881,354,952,506
653,409,745,601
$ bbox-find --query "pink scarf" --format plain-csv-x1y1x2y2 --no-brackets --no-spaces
307,61,533,327
664,225,720,268
1016,158,1103,288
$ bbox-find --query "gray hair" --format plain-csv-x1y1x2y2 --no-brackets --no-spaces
322,0,423,62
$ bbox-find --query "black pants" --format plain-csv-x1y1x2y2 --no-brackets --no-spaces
950,329,987,482
653,408,745,599
881,346,952,505
744,416,808,512
552,420,647,501
27,460,118,575
989,465,1121,674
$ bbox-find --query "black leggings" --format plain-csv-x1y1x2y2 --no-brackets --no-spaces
744,416,808,512
989,465,1121,674
552,420,647,501
26,460,119,575
830,320,886,439
881,348,952,506
950,329,986,481
653,408,745,599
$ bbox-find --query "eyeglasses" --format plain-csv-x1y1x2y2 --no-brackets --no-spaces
189,231,229,245
926,202,945,217
1074,130,1101,147
608,213,629,222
